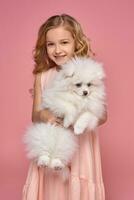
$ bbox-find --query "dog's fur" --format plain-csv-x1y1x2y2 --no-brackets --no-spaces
24,56,106,181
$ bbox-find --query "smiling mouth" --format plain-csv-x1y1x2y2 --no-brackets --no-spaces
54,55,66,59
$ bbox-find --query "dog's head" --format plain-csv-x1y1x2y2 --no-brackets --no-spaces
60,56,105,97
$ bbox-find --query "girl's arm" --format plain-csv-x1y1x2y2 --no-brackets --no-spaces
32,73,63,125
32,73,42,122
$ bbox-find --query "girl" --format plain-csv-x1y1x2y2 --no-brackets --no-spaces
22,14,107,200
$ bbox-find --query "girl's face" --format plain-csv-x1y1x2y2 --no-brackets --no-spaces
46,26,75,65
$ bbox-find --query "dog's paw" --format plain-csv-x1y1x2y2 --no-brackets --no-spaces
37,155,50,167
50,158,65,170
74,125,85,135
63,119,71,128
88,118,98,131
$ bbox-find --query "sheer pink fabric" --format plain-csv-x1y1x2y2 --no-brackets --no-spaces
22,67,105,200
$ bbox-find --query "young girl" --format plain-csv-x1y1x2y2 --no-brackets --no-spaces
22,14,107,200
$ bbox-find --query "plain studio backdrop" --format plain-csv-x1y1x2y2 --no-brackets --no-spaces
0,0,134,199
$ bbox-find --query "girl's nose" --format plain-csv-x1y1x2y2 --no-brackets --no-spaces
55,45,62,54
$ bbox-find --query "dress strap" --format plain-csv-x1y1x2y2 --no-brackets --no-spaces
40,67,57,93
40,70,50,93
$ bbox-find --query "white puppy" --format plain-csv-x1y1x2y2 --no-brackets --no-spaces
43,56,106,133
24,56,106,180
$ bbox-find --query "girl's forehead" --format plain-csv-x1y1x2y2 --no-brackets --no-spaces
46,26,73,41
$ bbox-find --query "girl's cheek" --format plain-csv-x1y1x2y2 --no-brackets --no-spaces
47,48,53,55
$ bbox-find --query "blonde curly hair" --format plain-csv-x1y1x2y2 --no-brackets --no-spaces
33,14,95,74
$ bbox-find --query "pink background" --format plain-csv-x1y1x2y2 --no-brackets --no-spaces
0,0,134,199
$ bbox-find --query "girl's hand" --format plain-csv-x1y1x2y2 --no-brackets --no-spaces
40,109,63,126
29,88,34,98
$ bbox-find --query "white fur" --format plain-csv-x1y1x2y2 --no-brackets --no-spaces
42,56,106,133
24,56,106,181
24,123,78,167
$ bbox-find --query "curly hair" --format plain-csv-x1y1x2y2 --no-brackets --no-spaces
32,14,95,74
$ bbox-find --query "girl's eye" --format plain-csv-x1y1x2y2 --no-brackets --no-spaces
76,83,82,87
87,83,91,87
61,41,69,44
47,43,54,46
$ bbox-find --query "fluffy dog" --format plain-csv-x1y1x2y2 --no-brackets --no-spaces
24,56,106,181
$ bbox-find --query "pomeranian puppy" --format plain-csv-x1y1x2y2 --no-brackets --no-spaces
24,56,106,181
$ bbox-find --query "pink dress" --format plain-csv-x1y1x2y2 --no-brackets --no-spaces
22,67,105,200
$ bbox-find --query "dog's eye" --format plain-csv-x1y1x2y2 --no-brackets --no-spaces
87,83,91,87
75,83,82,87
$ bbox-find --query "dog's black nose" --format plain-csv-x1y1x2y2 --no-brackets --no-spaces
83,91,88,96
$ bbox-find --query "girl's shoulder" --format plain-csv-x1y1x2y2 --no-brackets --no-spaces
29,67,56,98
41,67,56,77
40,67,57,91
41,67,56,83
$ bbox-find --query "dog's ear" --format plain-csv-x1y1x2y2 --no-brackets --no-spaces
94,62,106,80
96,70,106,80
62,65,75,78
92,67,106,85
